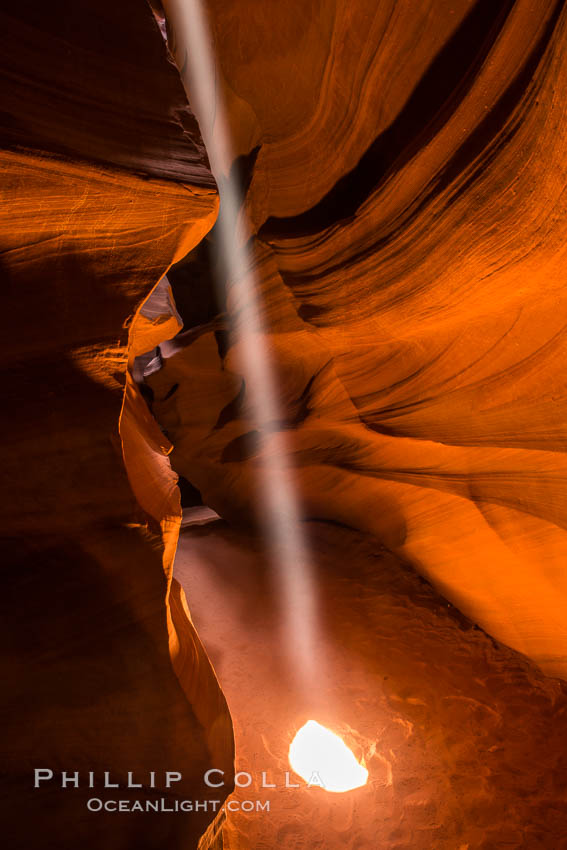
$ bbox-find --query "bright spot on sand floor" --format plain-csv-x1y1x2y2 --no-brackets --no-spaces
289,720,369,793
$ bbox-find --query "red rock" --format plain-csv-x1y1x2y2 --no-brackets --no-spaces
1,3,233,848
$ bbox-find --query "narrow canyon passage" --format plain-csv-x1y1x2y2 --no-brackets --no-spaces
4,0,567,847
174,519,567,850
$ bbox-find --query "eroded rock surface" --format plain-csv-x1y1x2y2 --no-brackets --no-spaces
1,3,233,848
3,0,567,847
146,3,567,843
152,0,567,680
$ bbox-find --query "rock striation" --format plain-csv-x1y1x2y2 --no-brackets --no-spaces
151,0,567,681
0,3,233,848
3,0,567,847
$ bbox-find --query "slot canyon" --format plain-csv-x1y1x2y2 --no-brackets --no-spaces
1,1,567,848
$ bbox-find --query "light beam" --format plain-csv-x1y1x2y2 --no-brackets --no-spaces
161,0,319,683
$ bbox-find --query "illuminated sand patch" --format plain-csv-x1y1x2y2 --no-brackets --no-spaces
289,720,368,793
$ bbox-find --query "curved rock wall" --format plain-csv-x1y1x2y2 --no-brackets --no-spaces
152,0,567,679
0,3,233,848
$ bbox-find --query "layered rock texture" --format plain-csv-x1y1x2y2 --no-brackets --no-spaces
153,0,567,679
1,3,233,848
3,0,567,848
147,0,567,845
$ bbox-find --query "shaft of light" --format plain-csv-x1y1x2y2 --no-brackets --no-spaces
161,0,319,683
